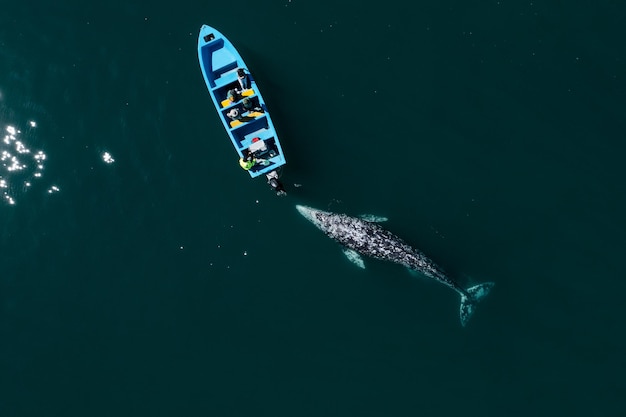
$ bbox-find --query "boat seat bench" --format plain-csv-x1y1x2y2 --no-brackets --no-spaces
220,89,255,108
213,70,238,89
229,111,264,128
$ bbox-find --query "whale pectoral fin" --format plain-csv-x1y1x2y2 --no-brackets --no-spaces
343,248,365,269
358,214,388,223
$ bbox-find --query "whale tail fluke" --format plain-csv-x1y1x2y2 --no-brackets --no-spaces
459,282,495,327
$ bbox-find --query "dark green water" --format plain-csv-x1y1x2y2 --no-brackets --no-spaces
1,1,625,416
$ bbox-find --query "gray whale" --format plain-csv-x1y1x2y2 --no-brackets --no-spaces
296,205,494,326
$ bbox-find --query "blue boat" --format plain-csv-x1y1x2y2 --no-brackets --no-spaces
197,25,286,194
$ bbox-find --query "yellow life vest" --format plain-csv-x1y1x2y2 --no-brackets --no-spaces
239,158,254,170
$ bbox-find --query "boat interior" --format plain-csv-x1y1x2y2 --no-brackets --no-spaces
199,37,240,89
199,28,286,177
230,114,277,153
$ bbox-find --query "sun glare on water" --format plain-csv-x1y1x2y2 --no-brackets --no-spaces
102,151,115,164
1,123,57,205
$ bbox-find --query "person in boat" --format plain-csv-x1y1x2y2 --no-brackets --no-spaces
227,108,241,121
239,149,268,170
242,98,264,113
239,150,255,171
227,89,241,103
237,68,249,90
227,107,254,124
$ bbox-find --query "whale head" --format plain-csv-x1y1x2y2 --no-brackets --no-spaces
296,205,329,230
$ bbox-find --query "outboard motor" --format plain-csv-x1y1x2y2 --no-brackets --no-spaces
266,170,286,196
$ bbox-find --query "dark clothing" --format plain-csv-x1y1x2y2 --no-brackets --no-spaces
243,98,263,113
237,69,250,90
227,89,241,102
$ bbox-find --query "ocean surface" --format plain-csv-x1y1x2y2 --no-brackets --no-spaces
1,1,625,416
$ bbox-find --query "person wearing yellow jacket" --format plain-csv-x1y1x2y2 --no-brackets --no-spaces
239,149,268,171
239,154,255,170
